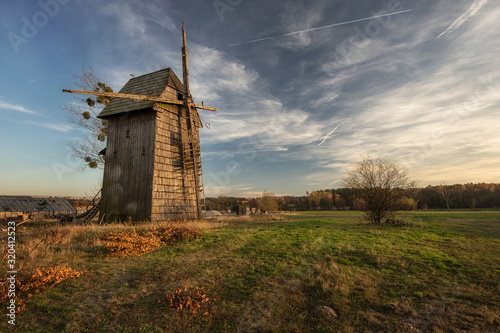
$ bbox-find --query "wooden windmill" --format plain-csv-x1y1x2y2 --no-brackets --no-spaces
63,23,217,222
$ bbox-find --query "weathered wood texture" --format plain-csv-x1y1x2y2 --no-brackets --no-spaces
100,111,156,222
152,102,200,220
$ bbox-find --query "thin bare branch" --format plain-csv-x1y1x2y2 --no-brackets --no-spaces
61,66,112,170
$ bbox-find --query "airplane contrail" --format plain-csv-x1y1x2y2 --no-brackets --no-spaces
228,9,413,47
437,0,488,38
318,124,341,146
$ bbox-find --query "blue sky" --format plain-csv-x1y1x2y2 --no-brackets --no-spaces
1,0,499,198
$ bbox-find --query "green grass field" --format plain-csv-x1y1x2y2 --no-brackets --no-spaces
1,211,499,332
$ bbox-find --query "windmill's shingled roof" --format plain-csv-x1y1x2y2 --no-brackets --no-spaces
97,68,185,119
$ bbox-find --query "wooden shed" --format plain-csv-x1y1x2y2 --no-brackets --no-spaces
0,196,76,221
97,68,204,222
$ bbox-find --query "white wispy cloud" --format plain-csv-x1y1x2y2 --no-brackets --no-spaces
0,98,37,115
275,1,500,187
437,0,489,38
188,44,327,149
190,45,259,99
318,63,500,185
89,0,178,61
276,2,328,49
205,186,233,196
201,151,235,161
86,5,327,154
0,95,75,133
234,186,255,191
81,0,499,193
142,16,177,33
102,2,147,37
37,123,74,133
0,112,75,133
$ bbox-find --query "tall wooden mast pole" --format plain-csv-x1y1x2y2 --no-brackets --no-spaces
182,22,190,102
182,22,203,219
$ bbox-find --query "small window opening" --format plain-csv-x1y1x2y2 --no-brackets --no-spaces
177,92,184,100
126,129,130,138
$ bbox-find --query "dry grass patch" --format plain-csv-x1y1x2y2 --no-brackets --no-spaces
308,259,382,313
184,219,229,230
207,215,253,224
237,278,310,332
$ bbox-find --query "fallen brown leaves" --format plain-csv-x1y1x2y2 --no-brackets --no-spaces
0,266,89,313
46,231,65,244
100,226,200,258
100,230,162,258
159,280,216,316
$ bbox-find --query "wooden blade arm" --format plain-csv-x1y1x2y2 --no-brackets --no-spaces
62,89,218,111
62,89,184,106
193,103,218,112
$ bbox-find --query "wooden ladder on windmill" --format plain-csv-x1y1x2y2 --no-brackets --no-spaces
180,122,206,216
181,22,205,218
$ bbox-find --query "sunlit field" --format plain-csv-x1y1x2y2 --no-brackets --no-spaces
1,211,499,332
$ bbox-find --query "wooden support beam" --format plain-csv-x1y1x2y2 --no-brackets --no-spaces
62,89,218,111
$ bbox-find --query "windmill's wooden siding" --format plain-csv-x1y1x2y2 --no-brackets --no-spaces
100,107,201,221
151,103,199,220
100,111,156,222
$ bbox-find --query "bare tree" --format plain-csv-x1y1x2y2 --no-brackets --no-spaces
343,156,414,224
436,184,451,210
61,67,113,169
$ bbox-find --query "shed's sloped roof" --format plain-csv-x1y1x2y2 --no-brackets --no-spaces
0,196,76,213
98,68,185,119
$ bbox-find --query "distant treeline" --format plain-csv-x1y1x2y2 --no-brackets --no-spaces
205,183,500,212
